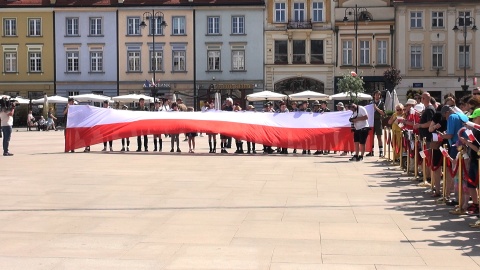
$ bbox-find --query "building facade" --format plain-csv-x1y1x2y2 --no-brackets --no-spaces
394,0,480,102
265,0,335,98
0,2,55,100
334,0,395,99
195,0,265,109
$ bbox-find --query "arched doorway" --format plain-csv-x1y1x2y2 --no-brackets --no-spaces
274,77,325,95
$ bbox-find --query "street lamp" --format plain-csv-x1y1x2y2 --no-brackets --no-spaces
453,15,477,91
343,5,372,74
140,10,167,102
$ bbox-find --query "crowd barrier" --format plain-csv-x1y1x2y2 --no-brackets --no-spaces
382,126,478,221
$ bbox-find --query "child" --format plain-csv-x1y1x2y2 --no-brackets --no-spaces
186,107,197,153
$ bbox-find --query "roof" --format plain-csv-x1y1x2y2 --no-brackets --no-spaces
120,0,264,6
0,0,264,7
393,0,480,3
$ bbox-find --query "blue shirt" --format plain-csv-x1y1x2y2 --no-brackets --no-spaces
446,113,464,145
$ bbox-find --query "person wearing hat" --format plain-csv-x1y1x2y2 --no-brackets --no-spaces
460,108,480,221
336,102,345,111
101,100,114,152
320,100,330,113
387,103,405,162
312,101,321,113
120,105,130,151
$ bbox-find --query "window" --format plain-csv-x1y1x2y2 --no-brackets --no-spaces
66,51,79,72
410,45,422,69
90,51,103,72
173,51,186,71
150,47,163,72
149,17,164,36
359,40,370,65
377,40,387,65
410,11,423,28
342,40,352,65
127,17,141,35
66,17,79,36
432,45,443,68
207,17,220,35
3,18,16,36
68,91,79,97
208,50,221,71
432,11,444,28
28,18,41,36
90,17,102,36
128,51,141,71
293,3,305,22
29,52,42,72
4,52,17,72
292,40,305,63
172,16,186,35
232,50,245,71
232,16,245,35
274,2,286,23
310,40,324,64
459,11,472,27
312,2,324,22
459,45,470,68
274,40,288,64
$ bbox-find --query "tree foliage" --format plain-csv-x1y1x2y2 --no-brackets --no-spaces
336,71,365,103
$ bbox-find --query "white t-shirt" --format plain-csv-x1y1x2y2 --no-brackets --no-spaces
351,106,369,130
0,111,13,126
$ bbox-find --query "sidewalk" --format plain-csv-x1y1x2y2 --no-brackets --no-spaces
0,131,479,269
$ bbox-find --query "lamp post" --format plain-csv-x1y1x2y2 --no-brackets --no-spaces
140,10,167,102
453,15,477,91
343,5,372,74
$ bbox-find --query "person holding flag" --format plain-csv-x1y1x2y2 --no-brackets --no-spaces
459,108,480,216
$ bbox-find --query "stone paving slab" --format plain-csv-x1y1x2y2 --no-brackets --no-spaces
0,131,480,269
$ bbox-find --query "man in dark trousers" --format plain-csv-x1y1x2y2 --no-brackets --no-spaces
136,98,149,152
367,90,385,157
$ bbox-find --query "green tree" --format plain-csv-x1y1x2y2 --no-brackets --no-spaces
336,71,365,103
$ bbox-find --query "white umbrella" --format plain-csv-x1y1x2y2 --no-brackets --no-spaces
289,90,330,101
392,89,400,109
246,90,287,101
172,93,177,104
1,95,10,99
70,93,112,103
32,95,69,104
12,96,30,104
214,92,221,110
112,94,154,103
330,92,373,101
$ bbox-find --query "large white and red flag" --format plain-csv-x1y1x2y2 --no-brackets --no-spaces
65,105,375,152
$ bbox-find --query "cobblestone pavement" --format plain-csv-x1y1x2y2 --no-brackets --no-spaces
0,130,479,269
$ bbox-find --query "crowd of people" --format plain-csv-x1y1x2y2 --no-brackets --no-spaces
386,87,480,228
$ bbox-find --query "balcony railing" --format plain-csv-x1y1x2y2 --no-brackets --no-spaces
287,20,312,30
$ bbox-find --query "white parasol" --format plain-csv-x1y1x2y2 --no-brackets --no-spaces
330,92,373,101
12,96,30,104
33,95,70,104
384,91,393,111
112,94,154,103
70,93,113,103
246,90,287,101
172,93,177,104
289,90,330,101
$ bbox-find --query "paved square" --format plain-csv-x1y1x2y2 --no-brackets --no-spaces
1,130,480,269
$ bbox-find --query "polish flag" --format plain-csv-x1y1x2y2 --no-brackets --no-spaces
419,149,428,159
432,133,443,142
466,121,480,130
465,129,476,142
439,146,450,158
64,105,375,152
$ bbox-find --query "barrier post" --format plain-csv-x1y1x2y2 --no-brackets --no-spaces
413,135,419,180
383,126,387,159
437,143,448,204
418,137,431,187
387,127,391,161
399,135,403,169
450,147,465,215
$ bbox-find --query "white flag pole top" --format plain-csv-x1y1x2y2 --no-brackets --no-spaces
466,121,480,131
439,146,450,158
419,150,426,159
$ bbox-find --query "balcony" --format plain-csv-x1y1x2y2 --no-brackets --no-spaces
287,20,312,30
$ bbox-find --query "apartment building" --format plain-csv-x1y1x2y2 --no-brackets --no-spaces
394,0,480,101
334,0,395,96
265,0,335,96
